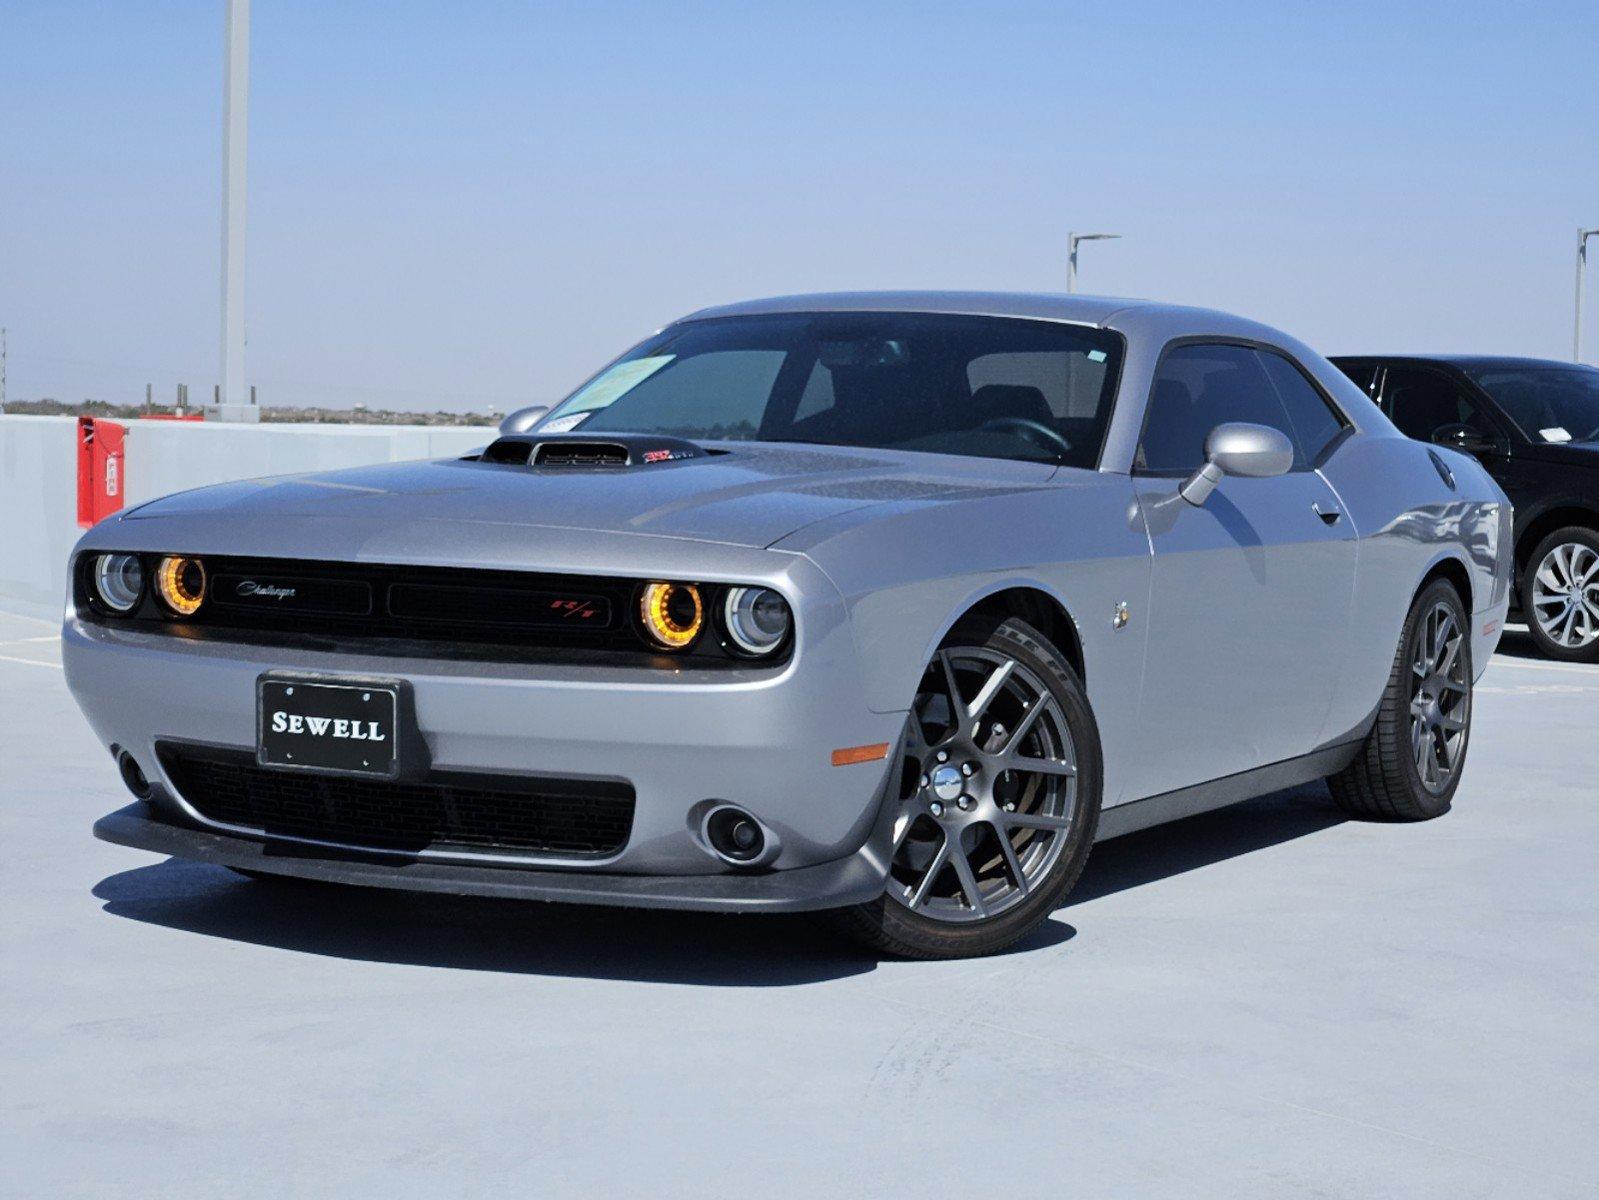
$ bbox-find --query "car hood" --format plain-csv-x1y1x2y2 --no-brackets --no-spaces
1514,439,1599,470
121,442,1056,551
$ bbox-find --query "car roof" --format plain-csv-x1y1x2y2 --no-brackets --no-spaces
683,291,1218,328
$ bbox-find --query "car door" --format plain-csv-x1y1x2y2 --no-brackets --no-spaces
1127,342,1358,800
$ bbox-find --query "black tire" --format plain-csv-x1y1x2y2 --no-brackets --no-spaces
1520,526,1599,663
1328,578,1472,821
820,616,1102,959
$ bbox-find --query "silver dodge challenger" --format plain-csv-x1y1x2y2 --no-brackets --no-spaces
68,293,1511,958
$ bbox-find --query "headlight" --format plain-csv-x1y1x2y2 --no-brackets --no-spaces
92,554,144,612
154,555,207,616
721,586,792,656
638,581,703,650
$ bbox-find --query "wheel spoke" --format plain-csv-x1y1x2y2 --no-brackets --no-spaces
964,659,1016,732
891,814,917,857
994,827,1030,895
947,842,988,918
907,836,952,909
1001,696,1050,755
936,651,965,722
1004,811,1072,832
1008,754,1077,777
1560,605,1580,645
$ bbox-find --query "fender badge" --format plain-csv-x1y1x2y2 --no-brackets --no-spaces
1113,601,1130,630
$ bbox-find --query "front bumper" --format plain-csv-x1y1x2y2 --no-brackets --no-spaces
93,802,891,911
64,543,909,906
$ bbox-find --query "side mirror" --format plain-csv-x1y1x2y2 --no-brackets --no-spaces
1179,422,1295,506
1431,423,1496,455
499,405,550,436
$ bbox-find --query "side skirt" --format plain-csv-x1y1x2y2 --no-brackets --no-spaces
1095,740,1363,843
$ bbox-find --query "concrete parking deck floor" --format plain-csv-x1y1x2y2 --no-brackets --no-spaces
3,605,1596,1199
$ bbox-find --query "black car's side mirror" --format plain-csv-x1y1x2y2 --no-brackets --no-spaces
1432,423,1498,455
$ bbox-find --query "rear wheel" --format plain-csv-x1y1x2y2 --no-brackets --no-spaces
1522,527,1599,663
1328,578,1472,821
822,617,1101,959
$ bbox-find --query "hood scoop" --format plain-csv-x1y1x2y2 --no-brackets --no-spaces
477,433,714,470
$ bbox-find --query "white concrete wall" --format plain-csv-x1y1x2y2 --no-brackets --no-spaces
0,415,491,612
0,416,82,613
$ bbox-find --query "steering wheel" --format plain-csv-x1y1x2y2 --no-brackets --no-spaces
979,416,1073,459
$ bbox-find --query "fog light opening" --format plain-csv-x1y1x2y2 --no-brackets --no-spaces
117,751,153,801
703,805,767,866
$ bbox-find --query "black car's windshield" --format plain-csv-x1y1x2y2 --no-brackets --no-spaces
1463,364,1599,443
539,313,1125,468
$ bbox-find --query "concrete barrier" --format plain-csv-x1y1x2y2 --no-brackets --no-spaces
0,415,490,612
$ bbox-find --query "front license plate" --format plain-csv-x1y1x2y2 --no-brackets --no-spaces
258,677,399,777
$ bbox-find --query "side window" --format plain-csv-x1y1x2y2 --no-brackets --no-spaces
1258,350,1348,464
1382,367,1493,443
1137,343,1299,472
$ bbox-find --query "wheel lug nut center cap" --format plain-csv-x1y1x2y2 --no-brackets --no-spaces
929,764,965,802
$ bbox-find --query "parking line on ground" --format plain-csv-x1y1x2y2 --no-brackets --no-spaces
0,653,63,670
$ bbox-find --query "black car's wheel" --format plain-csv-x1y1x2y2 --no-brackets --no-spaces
822,617,1101,959
1328,578,1472,821
1522,527,1599,663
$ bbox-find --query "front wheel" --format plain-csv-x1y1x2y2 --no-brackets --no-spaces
1522,527,1599,663
821,617,1102,959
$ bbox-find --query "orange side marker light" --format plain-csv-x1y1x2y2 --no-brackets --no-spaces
831,742,891,767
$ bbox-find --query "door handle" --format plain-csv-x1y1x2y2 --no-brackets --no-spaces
1312,502,1342,525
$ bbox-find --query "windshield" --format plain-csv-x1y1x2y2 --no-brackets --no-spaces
539,313,1125,468
1463,364,1599,443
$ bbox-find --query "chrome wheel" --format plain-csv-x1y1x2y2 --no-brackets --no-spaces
1531,541,1599,651
1409,601,1470,795
887,646,1081,924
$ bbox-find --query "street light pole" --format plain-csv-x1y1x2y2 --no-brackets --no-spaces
1067,231,1121,293
216,0,255,420
1577,227,1599,364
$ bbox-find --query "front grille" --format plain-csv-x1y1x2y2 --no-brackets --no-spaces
159,744,634,858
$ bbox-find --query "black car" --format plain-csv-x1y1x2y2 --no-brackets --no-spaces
1331,355,1599,662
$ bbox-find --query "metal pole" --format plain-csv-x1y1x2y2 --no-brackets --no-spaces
1577,228,1599,364
220,0,250,411
0,327,6,410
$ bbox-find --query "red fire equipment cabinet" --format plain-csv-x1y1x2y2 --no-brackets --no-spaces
77,417,127,528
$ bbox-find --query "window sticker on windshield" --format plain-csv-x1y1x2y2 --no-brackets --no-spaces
540,413,588,434
556,355,676,420
1087,350,1107,363
1540,426,1573,443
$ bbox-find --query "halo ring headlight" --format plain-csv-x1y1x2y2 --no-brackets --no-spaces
154,555,207,617
93,554,145,613
639,581,703,651
721,586,792,657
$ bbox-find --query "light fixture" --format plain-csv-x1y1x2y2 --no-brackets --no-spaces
638,581,703,650
154,556,207,617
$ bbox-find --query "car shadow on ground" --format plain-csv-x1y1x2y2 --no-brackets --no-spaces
1490,625,1548,664
1067,781,1345,907
93,783,1344,984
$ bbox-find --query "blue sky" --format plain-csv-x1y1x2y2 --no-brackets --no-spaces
2,1,1596,412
